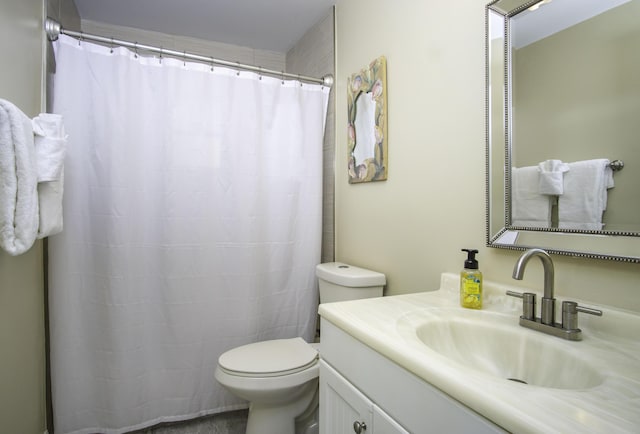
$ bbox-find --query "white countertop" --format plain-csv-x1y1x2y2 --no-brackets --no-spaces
318,272,640,433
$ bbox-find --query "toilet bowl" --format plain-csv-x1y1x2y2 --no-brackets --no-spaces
215,262,385,434
215,338,320,434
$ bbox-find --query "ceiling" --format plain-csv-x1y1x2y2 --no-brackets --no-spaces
72,0,337,53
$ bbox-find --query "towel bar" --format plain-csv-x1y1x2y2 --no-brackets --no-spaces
609,160,624,171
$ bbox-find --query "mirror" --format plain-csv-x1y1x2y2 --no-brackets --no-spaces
486,0,640,262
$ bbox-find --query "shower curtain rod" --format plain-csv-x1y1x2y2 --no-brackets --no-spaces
44,18,334,87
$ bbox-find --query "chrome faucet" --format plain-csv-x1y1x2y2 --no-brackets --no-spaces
512,248,555,325
506,249,602,341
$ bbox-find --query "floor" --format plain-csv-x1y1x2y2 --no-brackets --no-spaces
129,410,248,434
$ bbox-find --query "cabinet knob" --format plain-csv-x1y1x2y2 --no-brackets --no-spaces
353,420,367,433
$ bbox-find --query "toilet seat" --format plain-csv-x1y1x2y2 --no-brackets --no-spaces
218,337,318,378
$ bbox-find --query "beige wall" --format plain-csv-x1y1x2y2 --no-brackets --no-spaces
0,1,46,433
334,0,640,312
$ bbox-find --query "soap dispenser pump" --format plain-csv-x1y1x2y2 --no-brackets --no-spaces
460,249,482,309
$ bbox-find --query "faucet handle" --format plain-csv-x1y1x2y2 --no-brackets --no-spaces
506,290,536,320
561,301,603,331
575,304,603,317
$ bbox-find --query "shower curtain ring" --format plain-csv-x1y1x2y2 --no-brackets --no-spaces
258,66,262,80
109,37,114,54
298,74,303,87
281,71,285,85
183,51,186,67
210,57,215,72
236,61,241,76
159,47,163,64
134,42,138,58
78,32,83,46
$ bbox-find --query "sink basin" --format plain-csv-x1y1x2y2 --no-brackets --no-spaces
414,315,604,390
321,274,640,432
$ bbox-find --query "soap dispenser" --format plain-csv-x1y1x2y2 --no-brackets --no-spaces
460,249,482,309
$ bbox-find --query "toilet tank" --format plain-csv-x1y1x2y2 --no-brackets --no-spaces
316,262,386,304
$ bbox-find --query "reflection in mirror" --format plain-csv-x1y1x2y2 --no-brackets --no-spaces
486,0,640,262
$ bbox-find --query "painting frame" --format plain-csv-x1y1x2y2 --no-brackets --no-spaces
347,56,388,183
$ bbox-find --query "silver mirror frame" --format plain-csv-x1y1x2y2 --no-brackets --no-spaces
485,0,640,263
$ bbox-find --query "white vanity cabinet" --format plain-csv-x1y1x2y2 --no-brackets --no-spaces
319,318,506,434
320,360,409,434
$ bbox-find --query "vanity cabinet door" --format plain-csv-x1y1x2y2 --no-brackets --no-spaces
372,406,410,434
320,360,372,434
320,360,409,434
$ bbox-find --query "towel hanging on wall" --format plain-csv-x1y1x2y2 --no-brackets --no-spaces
558,159,614,230
537,159,569,195
0,98,39,255
32,113,67,238
512,166,551,227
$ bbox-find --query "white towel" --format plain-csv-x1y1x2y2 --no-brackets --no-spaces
558,159,614,230
537,159,569,195
511,166,551,227
32,113,67,238
32,113,67,182
0,99,39,255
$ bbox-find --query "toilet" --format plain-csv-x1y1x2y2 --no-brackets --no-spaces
214,262,386,434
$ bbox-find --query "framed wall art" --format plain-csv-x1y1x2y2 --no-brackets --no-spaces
347,56,388,183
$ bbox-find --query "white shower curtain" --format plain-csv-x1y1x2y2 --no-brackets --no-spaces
49,35,329,434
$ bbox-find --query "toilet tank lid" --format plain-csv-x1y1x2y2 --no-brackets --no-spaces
316,262,386,287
